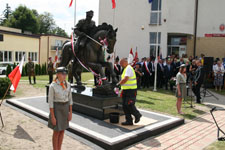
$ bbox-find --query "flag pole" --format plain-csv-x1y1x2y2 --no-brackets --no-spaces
74,0,77,26
153,0,160,92
0,83,11,106
0,82,11,128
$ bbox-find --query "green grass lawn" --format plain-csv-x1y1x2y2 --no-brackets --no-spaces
204,141,225,150
136,88,206,120
20,73,207,119
210,89,225,96
21,72,94,86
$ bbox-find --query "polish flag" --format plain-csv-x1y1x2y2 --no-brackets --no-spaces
112,0,116,9
8,55,25,93
69,0,73,7
132,48,138,67
128,48,134,65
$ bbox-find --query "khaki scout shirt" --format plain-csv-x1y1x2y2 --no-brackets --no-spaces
48,79,73,108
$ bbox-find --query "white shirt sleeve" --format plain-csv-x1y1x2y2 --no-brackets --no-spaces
125,66,134,77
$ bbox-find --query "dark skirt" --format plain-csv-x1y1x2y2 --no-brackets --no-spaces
48,102,69,131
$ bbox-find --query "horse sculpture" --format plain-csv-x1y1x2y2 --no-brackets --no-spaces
59,23,118,86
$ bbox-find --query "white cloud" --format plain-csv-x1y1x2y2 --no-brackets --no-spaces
0,0,99,35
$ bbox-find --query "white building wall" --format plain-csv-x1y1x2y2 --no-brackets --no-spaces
197,0,225,37
99,0,195,59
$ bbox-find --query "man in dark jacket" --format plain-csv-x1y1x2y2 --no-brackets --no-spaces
157,59,164,88
164,59,174,90
192,60,204,104
148,57,155,86
114,56,121,81
142,58,151,88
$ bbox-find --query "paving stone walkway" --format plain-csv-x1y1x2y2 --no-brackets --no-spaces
127,91,225,150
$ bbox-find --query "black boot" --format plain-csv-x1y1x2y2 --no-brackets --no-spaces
34,76,36,84
29,77,32,84
135,114,142,123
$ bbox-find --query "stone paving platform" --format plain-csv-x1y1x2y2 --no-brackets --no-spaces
6,96,184,150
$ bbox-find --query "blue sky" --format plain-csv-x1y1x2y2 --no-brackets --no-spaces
0,0,99,35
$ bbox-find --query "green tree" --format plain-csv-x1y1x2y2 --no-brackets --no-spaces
51,26,69,38
4,5,40,34
0,3,12,25
38,12,55,34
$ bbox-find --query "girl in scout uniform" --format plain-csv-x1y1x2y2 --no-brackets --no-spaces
175,64,187,114
48,67,73,150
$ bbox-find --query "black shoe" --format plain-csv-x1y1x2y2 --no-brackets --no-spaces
121,121,133,126
135,114,142,123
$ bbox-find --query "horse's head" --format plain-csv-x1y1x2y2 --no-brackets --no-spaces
105,28,118,54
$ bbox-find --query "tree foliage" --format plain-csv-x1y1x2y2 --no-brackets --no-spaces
4,5,40,34
1,4,68,37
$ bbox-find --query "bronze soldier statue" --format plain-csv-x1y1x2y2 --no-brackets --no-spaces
27,58,36,84
47,57,54,84
74,10,96,52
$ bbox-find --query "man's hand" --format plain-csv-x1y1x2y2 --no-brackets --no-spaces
116,83,120,88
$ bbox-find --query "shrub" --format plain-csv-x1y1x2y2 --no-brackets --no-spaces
22,66,26,76
35,64,39,75
0,78,11,98
6,64,12,76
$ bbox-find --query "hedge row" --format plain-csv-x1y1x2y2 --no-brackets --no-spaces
6,63,47,76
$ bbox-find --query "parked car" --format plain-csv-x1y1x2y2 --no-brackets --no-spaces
0,63,14,75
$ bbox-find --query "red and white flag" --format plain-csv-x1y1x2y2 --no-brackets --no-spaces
8,55,25,93
132,48,138,67
112,0,116,9
69,0,74,7
128,48,134,65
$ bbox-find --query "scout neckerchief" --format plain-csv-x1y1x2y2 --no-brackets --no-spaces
55,79,67,90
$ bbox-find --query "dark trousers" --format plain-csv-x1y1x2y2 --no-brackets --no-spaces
192,83,202,103
122,89,141,123
165,78,173,91
157,74,164,88
28,72,36,84
48,71,53,84
150,72,155,86
143,74,150,88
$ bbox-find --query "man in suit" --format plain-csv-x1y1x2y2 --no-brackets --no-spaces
164,58,174,90
114,56,121,81
148,57,155,86
192,60,204,104
157,59,164,88
142,57,151,88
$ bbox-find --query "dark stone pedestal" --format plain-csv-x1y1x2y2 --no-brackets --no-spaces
71,86,123,120
46,85,123,120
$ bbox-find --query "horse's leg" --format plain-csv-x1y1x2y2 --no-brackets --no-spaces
102,62,118,84
72,60,82,85
87,62,108,85
59,42,72,67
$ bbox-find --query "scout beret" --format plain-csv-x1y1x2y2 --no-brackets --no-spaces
56,67,68,74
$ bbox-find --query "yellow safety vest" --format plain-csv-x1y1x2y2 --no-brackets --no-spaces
121,65,137,90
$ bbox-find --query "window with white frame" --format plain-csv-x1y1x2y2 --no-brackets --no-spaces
28,52,38,62
150,0,162,25
0,51,13,62
149,32,161,57
15,51,26,62
55,40,63,47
